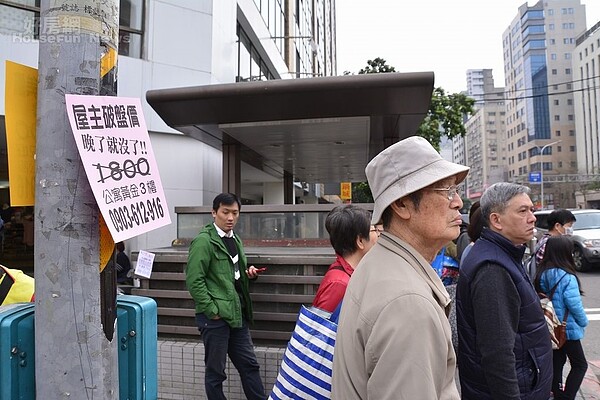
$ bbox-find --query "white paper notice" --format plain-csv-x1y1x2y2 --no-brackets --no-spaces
134,250,155,279
65,94,171,242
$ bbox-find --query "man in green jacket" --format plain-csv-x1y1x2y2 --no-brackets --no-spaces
186,193,266,400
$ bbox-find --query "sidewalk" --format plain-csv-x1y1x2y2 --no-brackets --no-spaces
574,359,600,399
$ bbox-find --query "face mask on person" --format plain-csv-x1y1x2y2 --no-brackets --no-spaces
564,226,574,236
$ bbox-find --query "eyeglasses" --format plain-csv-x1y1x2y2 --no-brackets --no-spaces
428,185,461,201
370,226,383,236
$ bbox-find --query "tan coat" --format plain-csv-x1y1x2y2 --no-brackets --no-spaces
331,232,460,400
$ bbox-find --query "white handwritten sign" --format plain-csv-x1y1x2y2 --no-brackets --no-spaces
65,94,171,242
134,250,155,279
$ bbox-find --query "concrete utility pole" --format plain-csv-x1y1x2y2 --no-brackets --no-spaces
35,1,119,398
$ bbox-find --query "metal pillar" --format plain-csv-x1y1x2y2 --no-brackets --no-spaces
223,142,242,196
34,1,119,397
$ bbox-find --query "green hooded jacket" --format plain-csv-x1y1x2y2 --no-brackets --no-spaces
185,223,253,328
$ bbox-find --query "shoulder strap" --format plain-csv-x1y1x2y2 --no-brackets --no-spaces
0,268,15,304
548,271,568,300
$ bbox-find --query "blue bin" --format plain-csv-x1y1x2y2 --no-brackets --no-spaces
117,295,158,400
0,296,157,400
0,303,35,400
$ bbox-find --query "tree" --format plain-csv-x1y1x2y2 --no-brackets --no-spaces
352,181,374,203
417,87,475,151
358,57,396,74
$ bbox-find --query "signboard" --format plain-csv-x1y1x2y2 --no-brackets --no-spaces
65,94,171,242
340,182,352,200
529,172,542,183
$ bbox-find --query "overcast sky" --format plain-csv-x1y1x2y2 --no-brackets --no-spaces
336,0,600,93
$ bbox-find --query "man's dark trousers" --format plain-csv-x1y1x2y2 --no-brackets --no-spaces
199,316,266,400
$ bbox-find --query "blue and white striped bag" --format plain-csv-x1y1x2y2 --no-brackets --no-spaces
268,303,341,400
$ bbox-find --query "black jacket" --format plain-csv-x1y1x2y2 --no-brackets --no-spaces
457,228,552,400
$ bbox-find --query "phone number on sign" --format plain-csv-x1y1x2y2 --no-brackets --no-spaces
109,197,165,232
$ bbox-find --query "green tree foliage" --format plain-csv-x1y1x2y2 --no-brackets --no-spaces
351,58,474,202
352,182,374,203
358,57,396,74
417,87,475,151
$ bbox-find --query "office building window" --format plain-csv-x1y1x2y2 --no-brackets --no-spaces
0,0,144,58
0,0,40,37
236,24,275,82
253,0,285,55
119,0,144,58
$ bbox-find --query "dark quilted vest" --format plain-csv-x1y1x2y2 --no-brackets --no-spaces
456,229,553,400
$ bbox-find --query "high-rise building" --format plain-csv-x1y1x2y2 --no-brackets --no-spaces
503,0,585,209
0,0,337,251
572,20,600,207
573,21,600,175
466,69,496,105
457,70,507,201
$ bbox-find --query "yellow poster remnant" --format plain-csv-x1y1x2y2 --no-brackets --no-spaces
5,61,37,206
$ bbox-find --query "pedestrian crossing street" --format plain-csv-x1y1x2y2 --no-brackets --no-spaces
586,308,600,321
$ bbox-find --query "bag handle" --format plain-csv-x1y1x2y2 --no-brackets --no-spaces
330,300,343,324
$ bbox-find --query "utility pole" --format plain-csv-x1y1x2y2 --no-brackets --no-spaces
536,139,562,210
34,1,119,398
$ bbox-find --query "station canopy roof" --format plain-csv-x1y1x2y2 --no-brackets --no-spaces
146,72,434,183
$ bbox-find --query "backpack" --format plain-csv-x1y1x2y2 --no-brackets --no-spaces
526,239,544,279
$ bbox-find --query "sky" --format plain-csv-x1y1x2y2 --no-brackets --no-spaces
336,0,600,94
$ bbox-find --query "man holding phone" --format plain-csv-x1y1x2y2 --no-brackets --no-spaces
186,192,266,400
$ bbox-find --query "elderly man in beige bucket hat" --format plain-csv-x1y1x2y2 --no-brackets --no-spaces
331,136,469,400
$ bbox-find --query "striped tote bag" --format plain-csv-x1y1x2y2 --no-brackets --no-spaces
268,303,341,400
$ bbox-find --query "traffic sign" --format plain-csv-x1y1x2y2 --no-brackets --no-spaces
529,172,541,183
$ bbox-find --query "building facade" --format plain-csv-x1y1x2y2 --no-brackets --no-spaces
573,20,600,207
463,88,507,200
0,0,337,252
503,0,585,209
453,69,507,202
573,21,600,175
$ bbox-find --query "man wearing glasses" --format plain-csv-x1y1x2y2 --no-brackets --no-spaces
312,204,381,313
456,183,552,399
331,136,468,400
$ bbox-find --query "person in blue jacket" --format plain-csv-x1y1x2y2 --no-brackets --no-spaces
535,235,589,400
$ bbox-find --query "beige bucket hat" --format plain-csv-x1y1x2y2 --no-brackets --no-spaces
366,136,469,224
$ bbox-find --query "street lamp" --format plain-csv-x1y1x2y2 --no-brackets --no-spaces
537,139,562,209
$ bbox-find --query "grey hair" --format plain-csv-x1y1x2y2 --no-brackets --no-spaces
480,182,531,223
